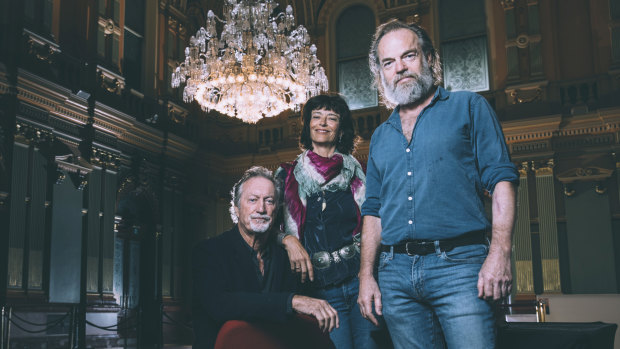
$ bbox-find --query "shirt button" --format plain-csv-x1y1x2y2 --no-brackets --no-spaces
406,148,411,153
407,171,412,176
408,220,413,224
408,196,412,201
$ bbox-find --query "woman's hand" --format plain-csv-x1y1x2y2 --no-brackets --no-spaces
282,235,314,283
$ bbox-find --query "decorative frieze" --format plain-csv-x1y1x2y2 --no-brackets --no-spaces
92,147,121,170
18,102,49,123
15,121,53,145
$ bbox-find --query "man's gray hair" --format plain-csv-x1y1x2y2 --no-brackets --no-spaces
229,166,281,223
368,19,443,109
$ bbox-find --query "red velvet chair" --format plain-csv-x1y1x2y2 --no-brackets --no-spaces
214,314,335,349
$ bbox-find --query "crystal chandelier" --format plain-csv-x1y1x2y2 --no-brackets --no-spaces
171,0,329,123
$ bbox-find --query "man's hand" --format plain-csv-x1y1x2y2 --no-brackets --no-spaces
292,295,339,332
282,235,314,282
479,181,516,301
357,215,383,326
477,247,512,300
357,274,382,326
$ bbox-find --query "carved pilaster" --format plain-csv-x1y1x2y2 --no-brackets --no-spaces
514,161,534,293
533,159,561,292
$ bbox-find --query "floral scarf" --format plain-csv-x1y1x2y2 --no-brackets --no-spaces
277,150,366,240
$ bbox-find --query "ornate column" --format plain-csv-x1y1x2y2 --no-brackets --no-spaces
513,162,534,293
533,159,561,293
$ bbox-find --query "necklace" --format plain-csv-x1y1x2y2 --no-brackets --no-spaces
317,189,326,211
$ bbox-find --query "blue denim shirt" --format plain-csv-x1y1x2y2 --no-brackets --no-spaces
361,87,519,244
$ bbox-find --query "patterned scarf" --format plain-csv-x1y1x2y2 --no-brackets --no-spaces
277,150,366,240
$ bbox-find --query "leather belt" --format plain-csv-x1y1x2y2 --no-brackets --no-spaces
311,235,361,270
381,230,487,256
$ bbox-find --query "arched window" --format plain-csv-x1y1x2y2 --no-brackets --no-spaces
336,6,377,110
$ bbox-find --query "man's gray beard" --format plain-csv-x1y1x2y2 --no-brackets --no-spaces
382,60,434,106
249,216,272,234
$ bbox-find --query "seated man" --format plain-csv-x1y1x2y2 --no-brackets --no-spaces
192,166,339,349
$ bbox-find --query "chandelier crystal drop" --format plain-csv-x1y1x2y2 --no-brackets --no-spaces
171,0,329,123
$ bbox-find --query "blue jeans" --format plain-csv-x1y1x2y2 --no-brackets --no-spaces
311,276,382,349
378,243,495,349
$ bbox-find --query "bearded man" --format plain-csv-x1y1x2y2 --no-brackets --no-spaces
192,166,338,348
356,20,519,349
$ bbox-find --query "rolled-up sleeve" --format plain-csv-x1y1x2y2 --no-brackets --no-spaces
470,95,519,193
361,134,382,217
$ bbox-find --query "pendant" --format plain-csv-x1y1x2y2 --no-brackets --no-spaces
322,199,326,211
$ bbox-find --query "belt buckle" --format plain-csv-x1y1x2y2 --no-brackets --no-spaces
405,242,416,256
339,244,356,259
331,251,341,263
405,241,432,256
312,251,331,269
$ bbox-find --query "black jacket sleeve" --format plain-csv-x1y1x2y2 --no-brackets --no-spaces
192,235,294,324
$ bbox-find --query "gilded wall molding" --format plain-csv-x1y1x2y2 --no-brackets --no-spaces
533,159,554,176
168,101,189,125
92,147,121,170
97,65,125,95
505,80,547,105
10,66,197,163
519,161,530,177
510,88,541,104
23,29,61,65
14,121,54,145
499,0,515,10
55,154,92,191
556,167,614,184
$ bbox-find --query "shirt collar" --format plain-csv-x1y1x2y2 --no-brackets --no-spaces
386,86,449,126
239,229,272,259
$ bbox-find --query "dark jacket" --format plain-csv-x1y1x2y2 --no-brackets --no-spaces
192,226,298,349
